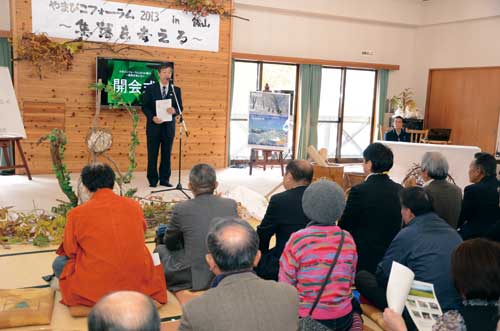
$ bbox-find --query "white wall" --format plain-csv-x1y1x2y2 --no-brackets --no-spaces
422,0,500,25
233,3,418,102
235,0,422,26
0,0,10,31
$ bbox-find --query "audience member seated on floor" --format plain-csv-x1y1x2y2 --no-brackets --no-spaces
356,187,462,329
384,116,410,142
52,163,166,307
280,180,362,331
255,159,313,280
338,142,403,274
88,291,160,331
421,152,462,228
458,152,500,240
178,217,299,331
155,164,238,292
383,238,500,331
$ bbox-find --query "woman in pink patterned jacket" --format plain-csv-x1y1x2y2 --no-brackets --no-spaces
279,180,361,331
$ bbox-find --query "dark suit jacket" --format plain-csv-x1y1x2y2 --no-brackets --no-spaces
338,174,403,274
178,272,299,331
141,82,183,138
163,194,238,291
257,186,309,257
384,128,410,142
458,176,500,239
424,179,462,228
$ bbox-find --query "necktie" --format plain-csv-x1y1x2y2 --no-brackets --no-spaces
162,85,167,99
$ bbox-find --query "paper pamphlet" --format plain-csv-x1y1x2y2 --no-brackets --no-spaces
405,281,443,331
156,99,172,122
387,261,415,314
387,262,443,331
151,252,161,266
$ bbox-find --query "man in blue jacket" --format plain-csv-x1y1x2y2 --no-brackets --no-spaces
356,187,462,329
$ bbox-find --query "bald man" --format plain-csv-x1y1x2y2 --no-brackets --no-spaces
256,160,313,280
88,291,160,331
178,217,298,331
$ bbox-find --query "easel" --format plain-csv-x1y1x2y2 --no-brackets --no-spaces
0,136,32,180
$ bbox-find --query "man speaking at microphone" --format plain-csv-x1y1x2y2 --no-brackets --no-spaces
142,63,183,188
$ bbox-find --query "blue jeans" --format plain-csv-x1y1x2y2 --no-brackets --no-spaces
316,311,353,331
52,256,68,278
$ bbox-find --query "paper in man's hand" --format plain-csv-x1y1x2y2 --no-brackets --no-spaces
156,99,173,122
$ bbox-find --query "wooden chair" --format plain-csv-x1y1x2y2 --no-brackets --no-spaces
406,129,428,143
378,125,391,140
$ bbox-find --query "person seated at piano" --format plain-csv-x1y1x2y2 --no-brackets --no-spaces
384,116,410,142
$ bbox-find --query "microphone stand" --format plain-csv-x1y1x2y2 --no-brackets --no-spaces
151,81,191,199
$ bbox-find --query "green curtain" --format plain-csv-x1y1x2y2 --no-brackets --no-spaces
227,59,235,165
377,69,389,139
0,38,12,77
297,64,322,159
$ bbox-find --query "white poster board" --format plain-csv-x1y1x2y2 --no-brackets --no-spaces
32,0,220,52
0,67,26,138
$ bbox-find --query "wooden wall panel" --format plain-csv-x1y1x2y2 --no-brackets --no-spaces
11,0,232,174
425,67,500,153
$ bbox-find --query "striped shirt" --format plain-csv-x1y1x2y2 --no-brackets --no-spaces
279,225,357,320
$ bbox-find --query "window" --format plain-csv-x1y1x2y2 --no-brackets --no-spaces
341,69,376,158
318,68,342,158
229,61,258,161
230,61,298,161
318,68,377,160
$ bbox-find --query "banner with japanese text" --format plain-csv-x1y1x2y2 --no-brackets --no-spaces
32,0,220,52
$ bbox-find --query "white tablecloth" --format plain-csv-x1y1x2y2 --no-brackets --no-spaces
380,141,481,190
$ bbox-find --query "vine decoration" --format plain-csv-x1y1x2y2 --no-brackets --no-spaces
88,81,140,198
402,163,456,188
13,33,153,79
37,129,79,211
173,0,248,20
15,33,83,79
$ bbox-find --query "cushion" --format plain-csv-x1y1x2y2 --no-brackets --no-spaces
0,288,55,328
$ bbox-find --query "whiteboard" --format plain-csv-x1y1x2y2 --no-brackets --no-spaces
0,67,26,138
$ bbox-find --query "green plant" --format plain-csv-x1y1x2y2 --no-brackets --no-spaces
37,129,78,208
390,88,416,112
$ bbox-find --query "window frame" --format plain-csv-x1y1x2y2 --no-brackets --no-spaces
319,66,378,162
230,59,300,161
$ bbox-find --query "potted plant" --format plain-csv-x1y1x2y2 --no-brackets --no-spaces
390,88,417,118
